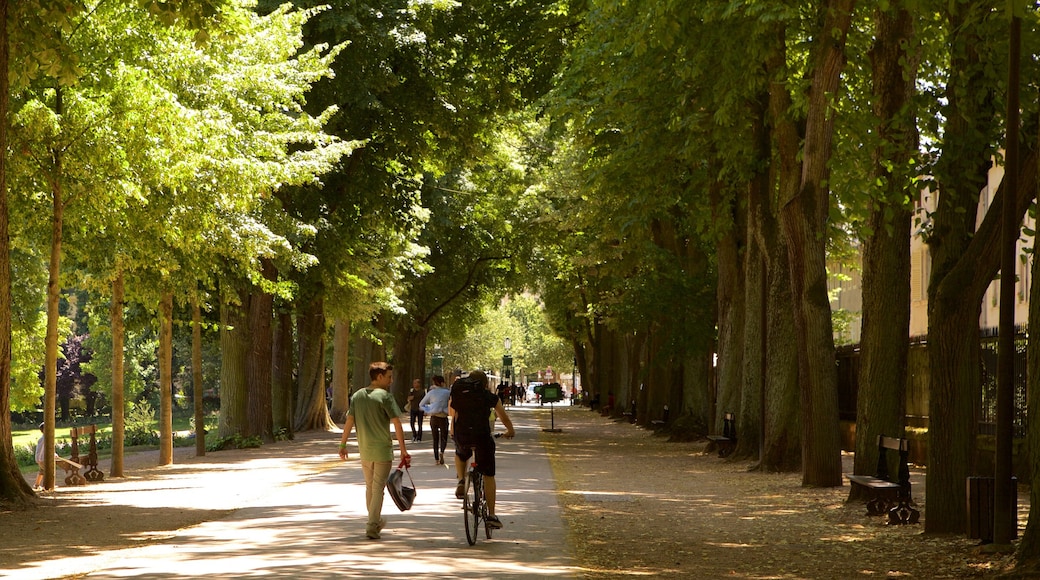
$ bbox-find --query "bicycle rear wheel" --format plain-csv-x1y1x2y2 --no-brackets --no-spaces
464,471,479,545
471,472,484,542
474,473,493,539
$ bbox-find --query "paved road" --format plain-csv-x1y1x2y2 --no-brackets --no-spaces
7,406,577,580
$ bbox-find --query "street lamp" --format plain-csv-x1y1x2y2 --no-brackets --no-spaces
502,338,513,403
431,344,443,378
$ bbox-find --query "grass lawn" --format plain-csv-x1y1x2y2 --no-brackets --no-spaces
12,413,218,476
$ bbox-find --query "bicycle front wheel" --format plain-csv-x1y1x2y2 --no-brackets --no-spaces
464,472,479,545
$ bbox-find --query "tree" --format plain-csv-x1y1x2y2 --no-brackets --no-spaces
0,0,234,508
849,1,918,497
918,1,1038,533
0,0,31,507
274,0,577,420
53,334,96,421
769,0,855,487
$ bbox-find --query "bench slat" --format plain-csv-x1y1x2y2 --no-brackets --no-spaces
846,475,900,489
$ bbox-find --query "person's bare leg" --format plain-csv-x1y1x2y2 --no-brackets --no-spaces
485,475,497,515
455,454,466,481
454,454,466,498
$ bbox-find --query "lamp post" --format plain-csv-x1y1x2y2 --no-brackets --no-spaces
503,338,513,405
431,344,443,381
572,357,577,406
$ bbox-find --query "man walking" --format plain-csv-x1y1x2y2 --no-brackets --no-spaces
339,362,411,540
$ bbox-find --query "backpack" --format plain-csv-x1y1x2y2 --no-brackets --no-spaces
450,376,494,431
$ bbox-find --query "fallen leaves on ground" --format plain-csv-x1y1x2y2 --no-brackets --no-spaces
543,406,1019,579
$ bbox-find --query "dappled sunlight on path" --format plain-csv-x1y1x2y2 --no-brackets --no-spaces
2,407,575,579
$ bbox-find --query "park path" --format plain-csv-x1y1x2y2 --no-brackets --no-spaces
5,406,576,580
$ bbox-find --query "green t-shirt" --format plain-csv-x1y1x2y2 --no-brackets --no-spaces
347,386,404,462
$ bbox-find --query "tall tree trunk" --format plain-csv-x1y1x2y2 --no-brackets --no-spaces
762,250,801,471
741,240,765,458
246,259,275,440
677,349,710,434
294,293,333,431
0,0,34,504
851,3,916,499
271,308,294,436
159,291,173,465
351,324,379,396
110,273,126,476
43,111,64,490
926,152,1037,532
923,0,1021,533
927,295,983,531
218,288,249,438
191,297,205,456
992,8,1022,548
587,319,605,402
773,1,853,487
1019,180,1040,570
330,318,350,422
643,337,674,425
714,188,746,446
746,91,801,471
390,325,429,407
644,214,709,428
624,331,644,415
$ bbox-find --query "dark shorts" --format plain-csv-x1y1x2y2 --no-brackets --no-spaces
454,431,496,477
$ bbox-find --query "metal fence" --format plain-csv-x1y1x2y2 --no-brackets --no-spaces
835,332,1028,437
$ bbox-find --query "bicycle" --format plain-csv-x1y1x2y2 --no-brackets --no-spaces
462,433,503,545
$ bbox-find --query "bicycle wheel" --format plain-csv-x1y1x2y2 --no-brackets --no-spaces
471,472,484,543
463,471,479,545
484,493,494,539
478,470,492,539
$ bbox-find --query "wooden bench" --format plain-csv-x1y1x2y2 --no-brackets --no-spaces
620,401,637,424
846,435,919,525
706,412,736,457
58,456,85,486
68,425,104,484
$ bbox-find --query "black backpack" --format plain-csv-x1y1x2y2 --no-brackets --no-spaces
450,376,492,428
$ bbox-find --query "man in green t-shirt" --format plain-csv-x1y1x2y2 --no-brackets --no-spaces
339,362,411,540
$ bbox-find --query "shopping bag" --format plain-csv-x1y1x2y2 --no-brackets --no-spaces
386,461,416,511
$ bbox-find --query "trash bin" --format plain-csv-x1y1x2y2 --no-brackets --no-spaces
967,476,1017,542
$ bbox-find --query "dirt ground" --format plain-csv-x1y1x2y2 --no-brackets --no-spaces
0,405,1029,579
542,406,1025,579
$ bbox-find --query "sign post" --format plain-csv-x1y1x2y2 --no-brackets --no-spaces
541,383,563,433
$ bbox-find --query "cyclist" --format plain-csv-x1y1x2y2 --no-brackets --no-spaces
449,370,515,529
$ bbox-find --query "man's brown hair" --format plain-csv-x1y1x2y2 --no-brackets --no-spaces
369,361,393,381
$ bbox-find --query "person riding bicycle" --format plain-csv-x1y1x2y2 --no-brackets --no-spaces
449,370,515,529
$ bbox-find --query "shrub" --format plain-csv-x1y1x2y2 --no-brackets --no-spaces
15,444,35,468
206,434,263,452
124,401,160,446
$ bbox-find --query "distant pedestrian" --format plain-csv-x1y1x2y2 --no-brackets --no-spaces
419,375,450,465
33,423,48,490
339,362,411,540
408,378,426,442
34,422,66,491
